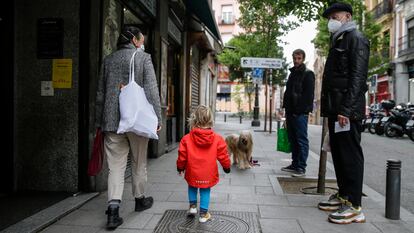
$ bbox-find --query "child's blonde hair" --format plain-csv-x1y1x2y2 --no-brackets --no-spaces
188,105,213,129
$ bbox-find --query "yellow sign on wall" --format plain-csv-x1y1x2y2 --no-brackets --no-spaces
52,59,72,88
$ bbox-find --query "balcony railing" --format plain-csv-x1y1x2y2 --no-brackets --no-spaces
398,35,414,57
372,0,393,20
218,15,235,25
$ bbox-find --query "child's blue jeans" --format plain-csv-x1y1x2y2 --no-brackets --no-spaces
188,186,211,213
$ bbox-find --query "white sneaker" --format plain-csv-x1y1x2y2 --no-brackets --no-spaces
328,205,366,224
187,204,197,217
199,212,211,223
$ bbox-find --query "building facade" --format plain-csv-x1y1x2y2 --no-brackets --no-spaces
393,0,414,104
0,0,221,215
365,0,395,104
212,0,282,118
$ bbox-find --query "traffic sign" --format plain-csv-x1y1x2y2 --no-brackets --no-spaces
252,68,264,78
241,57,283,69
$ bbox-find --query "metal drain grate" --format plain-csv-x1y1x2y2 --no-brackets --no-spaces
153,210,260,233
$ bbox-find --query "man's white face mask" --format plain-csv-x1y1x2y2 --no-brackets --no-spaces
328,19,342,33
140,44,145,51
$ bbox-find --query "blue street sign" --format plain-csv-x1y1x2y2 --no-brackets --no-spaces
253,68,263,78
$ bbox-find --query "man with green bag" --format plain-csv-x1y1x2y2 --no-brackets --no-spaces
280,49,315,177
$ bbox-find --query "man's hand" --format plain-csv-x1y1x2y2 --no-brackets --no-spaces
157,125,162,132
337,114,349,127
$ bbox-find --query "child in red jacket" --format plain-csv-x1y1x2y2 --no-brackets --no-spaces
177,105,231,223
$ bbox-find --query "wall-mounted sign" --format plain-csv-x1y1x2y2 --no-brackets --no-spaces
168,18,182,45
37,18,64,59
52,59,72,88
41,81,54,96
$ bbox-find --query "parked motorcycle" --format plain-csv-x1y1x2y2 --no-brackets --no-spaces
384,104,413,138
374,100,395,135
406,117,414,142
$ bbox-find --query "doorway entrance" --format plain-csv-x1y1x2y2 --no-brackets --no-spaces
0,0,15,195
166,43,181,150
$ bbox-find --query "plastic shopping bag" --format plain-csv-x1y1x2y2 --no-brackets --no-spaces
88,128,104,176
277,125,291,153
117,50,159,139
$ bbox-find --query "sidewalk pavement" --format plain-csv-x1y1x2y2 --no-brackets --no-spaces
34,116,414,232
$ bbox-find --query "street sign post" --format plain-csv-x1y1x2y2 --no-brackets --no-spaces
241,57,283,129
241,57,283,69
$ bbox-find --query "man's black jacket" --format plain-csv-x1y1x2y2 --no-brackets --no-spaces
283,64,315,115
321,29,370,120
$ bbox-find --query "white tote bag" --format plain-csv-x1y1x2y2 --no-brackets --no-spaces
117,50,159,140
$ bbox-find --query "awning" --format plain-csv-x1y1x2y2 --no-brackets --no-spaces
185,0,222,42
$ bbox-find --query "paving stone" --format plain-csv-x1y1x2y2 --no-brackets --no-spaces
123,191,172,202
231,177,272,186
299,219,382,233
259,206,328,219
229,193,288,206
168,191,228,203
372,221,414,233
259,219,303,233
144,214,163,230
142,201,188,214
286,194,329,207
209,203,259,213
57,210,106,227
41,224,101,233
255,186,275,195
119,212,153,229
213,185,255,194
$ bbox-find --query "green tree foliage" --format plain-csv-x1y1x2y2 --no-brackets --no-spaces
232,84,244,113
218,34,286,85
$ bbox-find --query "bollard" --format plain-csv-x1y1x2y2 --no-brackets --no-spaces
224,114,227,122
386,159,401,220
240,115,242,124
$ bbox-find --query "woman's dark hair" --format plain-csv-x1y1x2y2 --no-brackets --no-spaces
117,25,142,48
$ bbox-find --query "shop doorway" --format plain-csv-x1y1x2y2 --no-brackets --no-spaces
166,43,181,149
0,0,15,195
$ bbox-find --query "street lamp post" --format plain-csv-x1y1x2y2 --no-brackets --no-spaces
252,83,260,126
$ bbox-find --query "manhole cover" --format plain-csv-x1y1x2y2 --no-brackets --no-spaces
153,210,260,233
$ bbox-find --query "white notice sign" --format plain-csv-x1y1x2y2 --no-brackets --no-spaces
241,57,283,69
41,81,54,96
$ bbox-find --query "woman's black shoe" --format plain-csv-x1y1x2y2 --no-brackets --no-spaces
135,196,154,211
105,205,123,230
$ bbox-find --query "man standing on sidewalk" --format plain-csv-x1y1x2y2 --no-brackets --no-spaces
281,49,315,177
318,2,369,224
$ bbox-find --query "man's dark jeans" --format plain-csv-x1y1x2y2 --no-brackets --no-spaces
286,114,309,171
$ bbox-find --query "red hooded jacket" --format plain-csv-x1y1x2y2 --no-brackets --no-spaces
177,128,231,188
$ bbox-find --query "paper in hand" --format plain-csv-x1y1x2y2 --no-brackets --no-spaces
334,121,350,133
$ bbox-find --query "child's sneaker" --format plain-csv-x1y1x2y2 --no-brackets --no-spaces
187,204,197,217
199,212,211,223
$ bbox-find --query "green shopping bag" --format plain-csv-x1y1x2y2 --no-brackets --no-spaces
277,127,291,153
